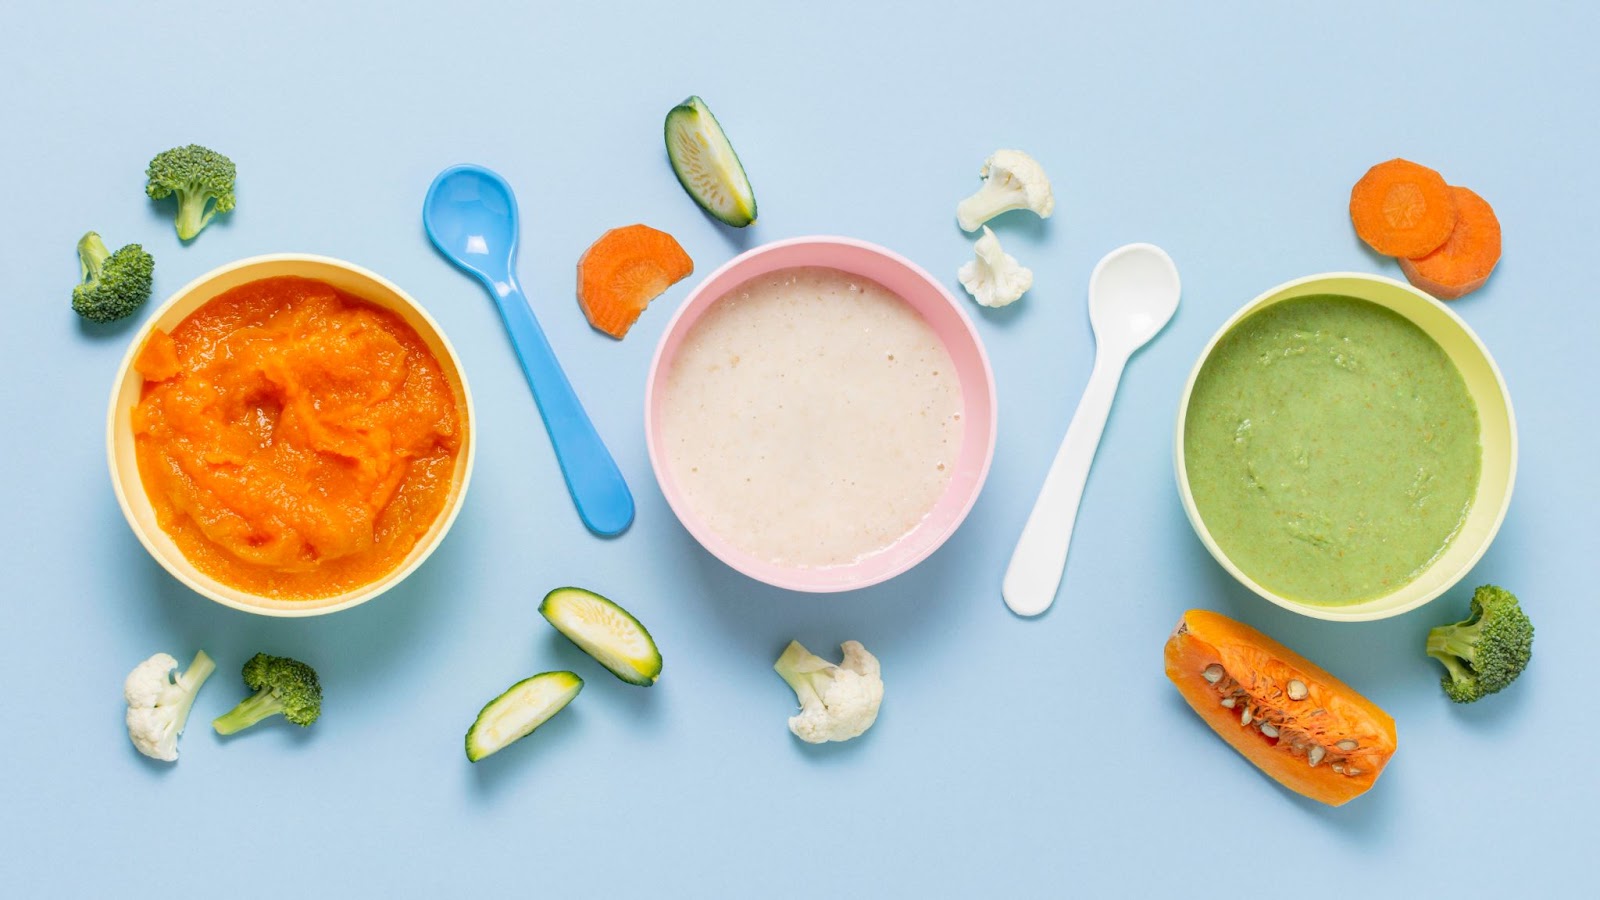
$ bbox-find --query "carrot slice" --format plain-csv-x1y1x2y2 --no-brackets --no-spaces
1349,159,1457,258
576,224,693,339
1399,186,1501,300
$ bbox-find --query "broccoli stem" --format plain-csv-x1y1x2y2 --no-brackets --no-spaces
174,190,216,241
1426,622,1481,664
1429,646,1473,684
1426,627,1479,689
77,231,110,281
213,688,284,735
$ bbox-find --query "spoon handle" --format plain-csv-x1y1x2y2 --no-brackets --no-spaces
1002,352,1126,616
493,279,634,536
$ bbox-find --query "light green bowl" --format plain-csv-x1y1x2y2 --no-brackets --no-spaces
1173,272,1516,622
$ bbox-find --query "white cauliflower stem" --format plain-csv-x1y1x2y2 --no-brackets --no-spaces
773,640,884,744
959,226,1033,308
124,650,215,762
956,149,1055,231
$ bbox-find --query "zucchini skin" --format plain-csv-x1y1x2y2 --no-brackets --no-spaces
541,587,663,687
664,96,757,228
465,671,583,762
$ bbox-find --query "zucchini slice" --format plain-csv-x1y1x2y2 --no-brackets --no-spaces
540,587,663,686
465,671,582,762
664,95,757,227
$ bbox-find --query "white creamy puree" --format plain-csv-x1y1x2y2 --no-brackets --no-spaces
660,266,964,568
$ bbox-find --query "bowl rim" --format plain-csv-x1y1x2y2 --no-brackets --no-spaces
1172,271,1518,622
106,252,477,618
643,235,998,593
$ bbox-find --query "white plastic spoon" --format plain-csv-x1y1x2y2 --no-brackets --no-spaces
1003,243,1181,617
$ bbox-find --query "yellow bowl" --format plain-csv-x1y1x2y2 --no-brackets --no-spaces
1174,272,1516,622
106,254,476,617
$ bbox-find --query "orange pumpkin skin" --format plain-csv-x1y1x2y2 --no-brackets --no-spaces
1165,610,1398,807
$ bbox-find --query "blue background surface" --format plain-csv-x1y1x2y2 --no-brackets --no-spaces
2,2,1594,896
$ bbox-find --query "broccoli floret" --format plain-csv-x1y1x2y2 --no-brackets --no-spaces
212,653,322,734
1426,584,1534,703
72,232,153,323
145,144,236,240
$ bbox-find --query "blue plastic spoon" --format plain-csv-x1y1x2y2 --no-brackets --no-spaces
423,164,634,536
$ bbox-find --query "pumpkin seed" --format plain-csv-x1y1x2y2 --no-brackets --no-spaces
1240,707,1253,726
1336,740,1359,751
1202,664,1224,684
1260,723,1279,738
1308,746,1326,767
1345,767,1361,776
1286,680,1308,701
1220,697,1236,708
1331,764,1346,775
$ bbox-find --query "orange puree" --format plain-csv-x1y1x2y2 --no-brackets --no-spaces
132,276,464,600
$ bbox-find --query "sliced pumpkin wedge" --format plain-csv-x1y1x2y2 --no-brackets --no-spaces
1165,609,1397,806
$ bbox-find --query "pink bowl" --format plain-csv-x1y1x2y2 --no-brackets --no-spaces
644,236,997,592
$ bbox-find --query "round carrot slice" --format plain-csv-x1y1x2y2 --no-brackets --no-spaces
576,224,693,339
1349,158,1457,258
1399,186,1501,300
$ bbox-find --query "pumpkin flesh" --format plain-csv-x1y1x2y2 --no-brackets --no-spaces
1164,609,1398,806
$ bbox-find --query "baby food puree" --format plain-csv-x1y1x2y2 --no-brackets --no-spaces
1184,295,1481,604
659,266,963,568
131,276,464,599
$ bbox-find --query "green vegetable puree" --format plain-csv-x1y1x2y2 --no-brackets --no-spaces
1184,295,1481,605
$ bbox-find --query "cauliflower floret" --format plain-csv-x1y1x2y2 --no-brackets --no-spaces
773,640,884,744
959,226,1034,308
124,650,215,762
956,149,1055,232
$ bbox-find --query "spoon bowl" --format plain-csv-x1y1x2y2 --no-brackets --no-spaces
1089,243,1182,351
423,167,519,286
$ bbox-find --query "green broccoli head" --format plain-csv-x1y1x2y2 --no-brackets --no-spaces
212,653,322,735
72,231,153,323
1426,584,1534,703
145,144,236,241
